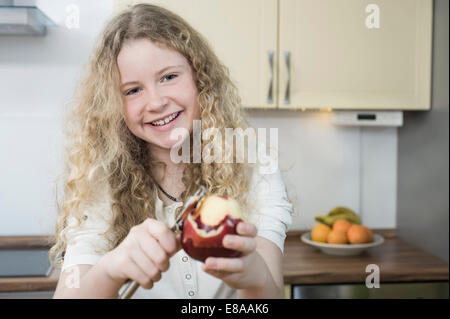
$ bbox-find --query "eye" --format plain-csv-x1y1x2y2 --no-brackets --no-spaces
162,73,178,82
125,87,141,96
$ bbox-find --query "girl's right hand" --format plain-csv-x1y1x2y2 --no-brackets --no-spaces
99,218,181,289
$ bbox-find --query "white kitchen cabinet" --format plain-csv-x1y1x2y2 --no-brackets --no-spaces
279,0,433,110
115,0,433,110
114,0,278,109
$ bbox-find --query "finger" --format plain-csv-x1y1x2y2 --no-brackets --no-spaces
130,246,162,284
201,262,230,278
236,222,257,237
223,234,256,255
138,234,170,272
203,257,244,273
145,219,178,256
125,256,155,289
202,267,229,279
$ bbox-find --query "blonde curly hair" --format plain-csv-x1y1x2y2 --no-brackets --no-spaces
49,3,257,267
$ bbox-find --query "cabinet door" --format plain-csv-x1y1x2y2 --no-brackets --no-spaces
115,0,278,108
279,0,432,110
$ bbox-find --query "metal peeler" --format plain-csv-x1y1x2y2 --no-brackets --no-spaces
118,185,207,299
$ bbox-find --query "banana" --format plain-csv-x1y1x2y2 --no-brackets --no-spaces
314,215,334,226
329,206,356,217
315,214,353,226
315,207,361,226
329,206,361,224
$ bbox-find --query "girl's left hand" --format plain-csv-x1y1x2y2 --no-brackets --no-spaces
201,222,268,290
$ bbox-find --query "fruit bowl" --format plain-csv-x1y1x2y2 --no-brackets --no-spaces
301,232,384,256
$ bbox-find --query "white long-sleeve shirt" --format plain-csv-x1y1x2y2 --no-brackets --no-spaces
61,158,293,299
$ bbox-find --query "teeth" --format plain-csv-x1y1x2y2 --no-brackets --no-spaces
151,112,178,126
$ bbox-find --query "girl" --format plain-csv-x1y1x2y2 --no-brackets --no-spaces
51,3,292,299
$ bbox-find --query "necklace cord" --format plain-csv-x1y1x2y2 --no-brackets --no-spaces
156,183,178,202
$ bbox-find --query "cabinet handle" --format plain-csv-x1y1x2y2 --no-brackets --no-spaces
267,50,274,104
284,51,291,105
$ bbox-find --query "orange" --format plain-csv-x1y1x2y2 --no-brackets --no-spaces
311,224,331,243
362,226,373,243
347,225,371,244
327,230,348,244
332,219,352,233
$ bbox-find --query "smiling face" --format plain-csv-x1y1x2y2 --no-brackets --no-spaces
117,39,200,152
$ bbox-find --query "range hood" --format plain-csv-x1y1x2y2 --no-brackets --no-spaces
0,0,53,36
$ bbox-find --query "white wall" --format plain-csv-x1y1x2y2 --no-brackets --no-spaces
0,0,114,235
0,0,397,235
248,110,397,230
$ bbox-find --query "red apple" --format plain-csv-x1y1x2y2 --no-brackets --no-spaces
181,194,244,262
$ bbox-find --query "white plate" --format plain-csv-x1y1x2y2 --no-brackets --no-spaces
301,232,384,256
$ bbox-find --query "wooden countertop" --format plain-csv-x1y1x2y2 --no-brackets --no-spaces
1,230,449,292
283,229,449,285
0,269,59,292
0,236,59,292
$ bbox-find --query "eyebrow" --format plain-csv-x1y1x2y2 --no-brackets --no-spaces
120,65,184,90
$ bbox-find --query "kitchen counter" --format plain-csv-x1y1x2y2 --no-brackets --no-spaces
0,236,58,293
283,229,449,285
1,230,449,296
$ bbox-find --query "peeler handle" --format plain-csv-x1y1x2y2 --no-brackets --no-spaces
119,280,139,299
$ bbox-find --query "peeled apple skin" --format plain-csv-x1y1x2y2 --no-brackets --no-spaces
181,195,244,262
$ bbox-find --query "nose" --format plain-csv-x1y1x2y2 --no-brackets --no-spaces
145,86,168,111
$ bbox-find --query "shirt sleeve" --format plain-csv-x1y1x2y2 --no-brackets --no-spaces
61,197,114,272
247,153,293,255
